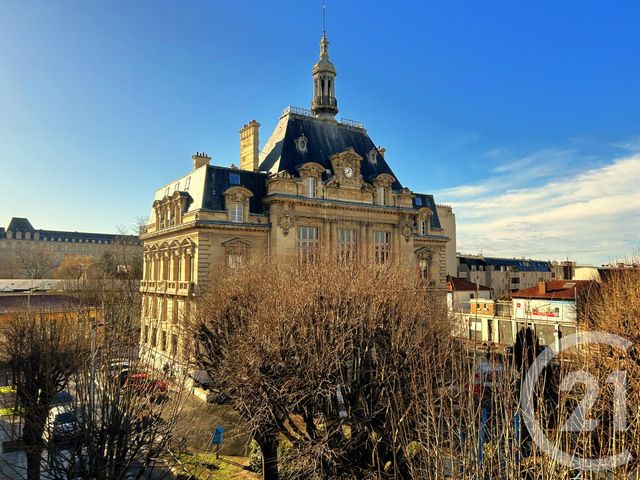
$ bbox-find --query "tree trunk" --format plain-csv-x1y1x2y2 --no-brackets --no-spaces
23,423,43,480
256,432,279,480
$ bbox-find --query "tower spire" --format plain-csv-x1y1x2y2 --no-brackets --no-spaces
311,1,338,119
323,0,326,36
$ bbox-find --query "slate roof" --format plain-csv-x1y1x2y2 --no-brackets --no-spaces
203,166,268,214
2,218,140,244
6,217,34,232
413,194,442,229
459,256,552,272
447,275,491,292
512,280,594,300
150,164,268,220
259,111,403,190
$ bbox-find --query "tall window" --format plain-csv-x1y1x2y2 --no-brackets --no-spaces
172,298,178,323
373,231,391,264
305,177,316,198
151,327,158,348
419,258,430,280
417,220,427,236
298,226,319,262
338,228,357,261
161,330,167,352
376,186,386,206
226,244,248,270
230,203,244,223
171,334,178,356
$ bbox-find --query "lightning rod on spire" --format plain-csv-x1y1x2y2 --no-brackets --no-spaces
322,0,326,36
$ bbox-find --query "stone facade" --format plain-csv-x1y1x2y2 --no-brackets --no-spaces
0,217,141,275
139,33,456,364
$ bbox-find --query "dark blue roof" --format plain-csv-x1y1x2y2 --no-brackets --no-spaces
3,217,140,244
259,114,403,190
203,166,268,214
412,193,442,229
6,217,34,232
459,256,551,272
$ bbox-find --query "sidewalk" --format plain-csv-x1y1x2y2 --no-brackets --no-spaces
0,418,26,480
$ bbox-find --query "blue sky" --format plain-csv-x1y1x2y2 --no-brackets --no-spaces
1,1,639,265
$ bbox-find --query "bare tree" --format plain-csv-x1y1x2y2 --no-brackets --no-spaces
15,243,60,279
0,313,87,480
192,257,452,479
0,251,22,278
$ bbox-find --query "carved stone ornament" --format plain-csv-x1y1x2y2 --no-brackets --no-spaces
278,212,296,236
400,214,414,242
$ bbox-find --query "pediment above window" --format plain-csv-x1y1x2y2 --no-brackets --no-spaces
296,161,325,176
223,186,254,202
221,237,252,249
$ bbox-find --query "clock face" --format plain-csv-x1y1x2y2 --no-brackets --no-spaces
344,167,354,178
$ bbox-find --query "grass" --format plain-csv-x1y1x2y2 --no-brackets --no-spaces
174,452,258,480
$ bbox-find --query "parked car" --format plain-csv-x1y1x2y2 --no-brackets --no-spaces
44,405,80,443
123,373,168,403
467,357,504,396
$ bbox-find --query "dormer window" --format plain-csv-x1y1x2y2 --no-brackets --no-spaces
229,173,241,185
418,219,427,236
369,149,377,164
415,197,423,207
305,177,316,198
230,203,244,223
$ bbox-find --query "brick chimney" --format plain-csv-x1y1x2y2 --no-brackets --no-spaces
192,152,211,170
240,120,260,171
538,281,546,295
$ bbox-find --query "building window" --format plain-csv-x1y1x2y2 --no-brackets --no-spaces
338,228,357,261
415,197,423,206
298,226,319,262
230,203,244,223
373,231,391,264
376,186,386,206
161,330,167,351
305,177,316,198
229,173,241,185
184,176,191,191
172,299,178,323
171,334,178,356
417,220,427,236
419,258,429,280
143,324,149,344
151,327,157,348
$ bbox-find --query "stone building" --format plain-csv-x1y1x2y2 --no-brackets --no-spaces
0,217,141,277
139,33,456,362
457,254,553,299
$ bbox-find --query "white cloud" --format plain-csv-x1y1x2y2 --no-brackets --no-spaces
440,152,640,265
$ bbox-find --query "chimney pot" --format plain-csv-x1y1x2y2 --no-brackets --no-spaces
192,152,211,170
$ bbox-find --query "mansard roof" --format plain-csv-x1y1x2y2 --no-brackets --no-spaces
151,165,268,219
258,110,402,190
6,217,35,232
